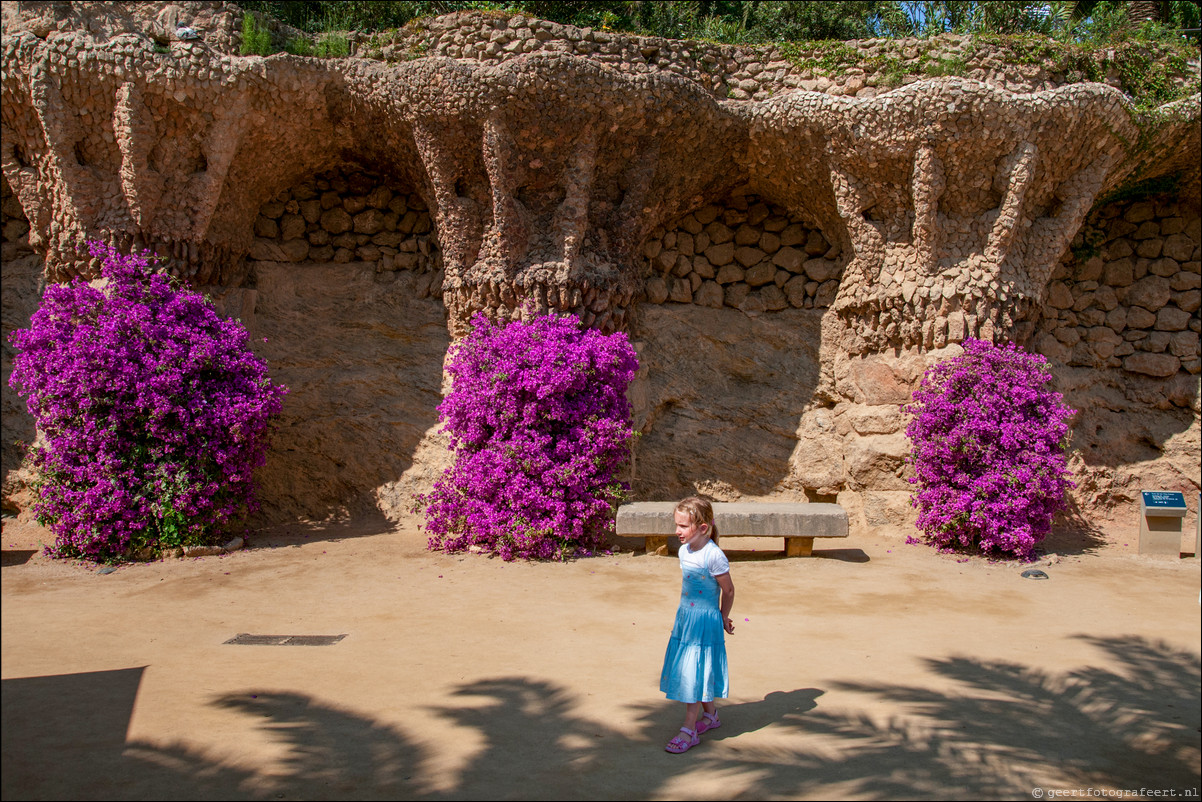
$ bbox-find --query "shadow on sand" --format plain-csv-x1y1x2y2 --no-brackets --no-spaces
1041,495,1112,557
1,547,37,566
246,508,400,550
721,547,870,563
3,635,1197,799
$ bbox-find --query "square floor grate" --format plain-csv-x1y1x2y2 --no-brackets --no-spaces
225,633,347,646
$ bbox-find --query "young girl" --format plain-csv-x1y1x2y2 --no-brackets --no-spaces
660,496,735,753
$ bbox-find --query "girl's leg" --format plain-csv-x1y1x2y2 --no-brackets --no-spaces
696,700,720,732
666,703,703,752
682,701,701,730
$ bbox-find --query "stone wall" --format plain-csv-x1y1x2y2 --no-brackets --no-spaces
2,3,1199,543
232,179,1202,531
1040,198,1201,381
247,168,442,283
371,12,1198,101
638,190,1202,380
624,188,1201,543
1,173,31,253
240,168,451,521
636,189,1202,387
1,174,40,513
15,4,1193,101
640,192,844,314
208,167,450,521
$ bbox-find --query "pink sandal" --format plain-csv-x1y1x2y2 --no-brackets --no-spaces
696,711,721,734
665,726,700,753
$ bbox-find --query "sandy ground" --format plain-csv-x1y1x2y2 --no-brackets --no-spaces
2,516,1199,801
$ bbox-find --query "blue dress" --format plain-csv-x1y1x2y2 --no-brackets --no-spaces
660,539,730,703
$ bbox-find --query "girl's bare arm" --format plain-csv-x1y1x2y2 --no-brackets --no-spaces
716,572,735,634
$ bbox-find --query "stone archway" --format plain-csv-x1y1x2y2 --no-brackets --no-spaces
2,4,1198,537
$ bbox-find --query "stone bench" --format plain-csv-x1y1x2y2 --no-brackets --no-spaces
616,501,848,557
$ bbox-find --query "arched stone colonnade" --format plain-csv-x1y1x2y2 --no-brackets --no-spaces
2,5,1198,536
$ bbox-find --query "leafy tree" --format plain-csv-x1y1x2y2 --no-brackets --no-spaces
238,1,1202,45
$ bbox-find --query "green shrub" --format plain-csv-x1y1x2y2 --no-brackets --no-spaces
315,31,350,58
923,55,967,77
285,36,314,56
240,12,276,56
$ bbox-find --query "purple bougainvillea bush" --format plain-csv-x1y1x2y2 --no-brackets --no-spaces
903,338,1076,560
8,242,287,561
419,312,639,560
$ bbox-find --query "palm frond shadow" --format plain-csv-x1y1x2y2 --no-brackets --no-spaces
124,691,431,800
81,635,1198,799
422,677,618,799
793,634,1201,798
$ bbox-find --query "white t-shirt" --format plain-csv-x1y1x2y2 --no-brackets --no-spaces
680,538,730,578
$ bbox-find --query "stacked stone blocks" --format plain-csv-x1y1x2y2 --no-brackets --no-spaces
248,168,443,297
1040,198,1202,381
641,193,843,313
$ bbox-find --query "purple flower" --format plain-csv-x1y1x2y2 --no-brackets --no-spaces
8,242,287,561
416,312,638,561
903,339,1075,560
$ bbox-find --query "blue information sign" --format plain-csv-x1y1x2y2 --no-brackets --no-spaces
1142,491,1186,508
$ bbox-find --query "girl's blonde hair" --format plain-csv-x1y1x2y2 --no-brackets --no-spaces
675,496,719,545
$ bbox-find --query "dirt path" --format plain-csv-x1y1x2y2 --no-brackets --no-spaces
3,518,1199,800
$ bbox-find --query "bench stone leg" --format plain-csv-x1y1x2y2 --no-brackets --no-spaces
645,536,669,555
785,537,814,557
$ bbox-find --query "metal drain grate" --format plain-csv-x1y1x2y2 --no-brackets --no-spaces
225,633,347,646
